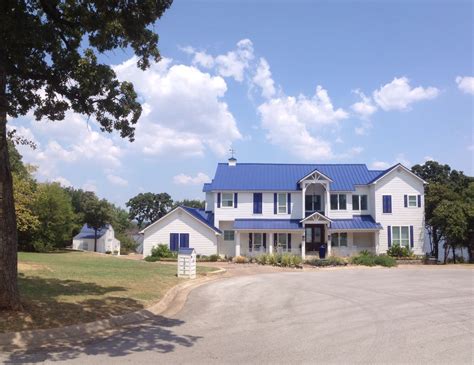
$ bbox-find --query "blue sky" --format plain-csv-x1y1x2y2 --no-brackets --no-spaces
11,0,473,207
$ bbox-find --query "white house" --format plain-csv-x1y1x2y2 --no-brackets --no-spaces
143,159,426,259
73,224,121,255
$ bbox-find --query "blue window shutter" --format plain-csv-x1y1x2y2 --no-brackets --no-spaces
217,193,221,208
410,226,414,248
383,196,388,213
417,195,421,207
386,196,392,213
404,195,407,208
287,193,291,214
170,233,179,251
253,193,262,214
274,193,277,214
249,233,253,252
288,233,292,250
253,193,257,213
263,233,267,250
179,233,189,248
273,233,277,248
387,226,392,248
234,193,238,208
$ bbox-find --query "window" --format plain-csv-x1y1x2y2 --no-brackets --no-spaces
222,192,234,207
253,193,262,214
331,194,347,210
253,233,263,251
352,195,359,210
331,233,348,247
382,195,392,213
278,193,287,214
83,242,89,250
305,195,321,212
275,233,289,252
352,195,368,211
305,227,313,243
408,195,417,207
392,226,409,246
224,230,235,241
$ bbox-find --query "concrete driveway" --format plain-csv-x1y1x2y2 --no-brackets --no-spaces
3,267,473,364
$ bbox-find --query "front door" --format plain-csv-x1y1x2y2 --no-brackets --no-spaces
305,225,325,252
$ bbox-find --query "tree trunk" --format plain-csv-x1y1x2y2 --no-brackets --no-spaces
0,54,21,310
443,242,449,264
94,229,97,252
452,245,456,264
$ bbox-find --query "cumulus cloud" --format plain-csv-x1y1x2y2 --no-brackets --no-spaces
455,76,474,95
371,161,391,169
114,57,242,158
370,154,412,170
173,172,210,185
106,174,128,187
52,176,72,187
82,180,97,193
351,89,377,119
252,58,276,99
257,86,348,160
373,77,439,111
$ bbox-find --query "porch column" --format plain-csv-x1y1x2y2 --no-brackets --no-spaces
301,233,306,260
325,183,330,216
374,231,380,255
327,227,332,256
302,183,307,218
268,232,273,254
235,231,241,257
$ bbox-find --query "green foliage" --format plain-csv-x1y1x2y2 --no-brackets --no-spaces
209,254,219,262
234,255,248,264
173,199,205,209
255,253,303,267
31,183,75,251
350,252,397,267
387,244,414,258
306,256,346,267
115,231,137,255
150,244,174,259
126,192,173,228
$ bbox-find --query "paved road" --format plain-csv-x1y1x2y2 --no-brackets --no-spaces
3,267,473,364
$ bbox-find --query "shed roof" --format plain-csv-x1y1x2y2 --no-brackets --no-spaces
74,224,110,240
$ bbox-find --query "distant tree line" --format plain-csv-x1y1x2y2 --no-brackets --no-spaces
9,141,204,252
412,161,473,263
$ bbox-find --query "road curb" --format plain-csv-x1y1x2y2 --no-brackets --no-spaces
0,267,227,352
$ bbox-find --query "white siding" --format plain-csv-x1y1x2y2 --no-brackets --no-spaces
239,232,302,256
373,168,425,254
214,191,302,228
217,221,236,257
72,226,120,254
205,192,214,212
331,232,376,257
143,209,218,257
328,187,372,219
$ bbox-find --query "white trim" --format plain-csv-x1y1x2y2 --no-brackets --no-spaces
370,163,427,185
139,206,221,235
300,211,333,223
391,225,410,246
298,169,333,183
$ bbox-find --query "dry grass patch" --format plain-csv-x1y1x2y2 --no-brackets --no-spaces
1,251,216,333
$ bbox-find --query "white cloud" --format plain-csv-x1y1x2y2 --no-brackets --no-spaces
456,76,474,95
351,89,377,119
257,86,348,160
424,155,435,162
192,51,215,69
82,180,97,193
114,57,242,158
214,39,254,82
252,58,276,99
371,161,391,169
373,77,439,111
52,176,72,187
173,172,210,185
355,121,373,136
370,153,412,170
106,174,128,187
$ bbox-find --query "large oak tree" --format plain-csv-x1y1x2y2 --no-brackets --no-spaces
0,0,172,309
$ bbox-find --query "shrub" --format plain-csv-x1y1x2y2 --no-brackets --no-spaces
306,256,346,267
387,244,413,258
209,254,219,262
351,252,397,267
256,254,269,265
150,244,173,259
144,255,160,262
268,253,277,265
234,255,248,264
105,250,111,254
292,255,303,267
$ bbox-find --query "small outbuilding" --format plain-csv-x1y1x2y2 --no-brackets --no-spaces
73,224,121,255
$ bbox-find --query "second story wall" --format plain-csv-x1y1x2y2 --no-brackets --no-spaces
213,191,303,227
327,186,373,219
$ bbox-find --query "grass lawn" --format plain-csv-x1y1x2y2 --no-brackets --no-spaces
0,251,216,333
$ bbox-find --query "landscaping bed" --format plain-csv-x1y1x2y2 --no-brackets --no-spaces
1,251,215,333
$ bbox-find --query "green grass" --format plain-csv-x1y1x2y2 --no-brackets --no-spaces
0,251,216,333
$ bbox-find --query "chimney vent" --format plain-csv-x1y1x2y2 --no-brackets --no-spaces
228,157,237,166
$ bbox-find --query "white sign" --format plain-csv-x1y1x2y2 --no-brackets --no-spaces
178,248,196,279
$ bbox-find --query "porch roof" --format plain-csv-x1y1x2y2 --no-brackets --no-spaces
329,215,382,230
233,219,303,231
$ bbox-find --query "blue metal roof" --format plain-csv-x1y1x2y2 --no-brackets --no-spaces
206,163,386,192
330,215,382,230
202,183,212,192
181,206,221,233
234,219,303,230
74,224,110,239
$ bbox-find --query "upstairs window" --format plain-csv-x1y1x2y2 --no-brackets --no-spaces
352,195,368,210
277,193,287,214
331,194,347,210
408,195,417,207
305,195,321,212
222,193,234,208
